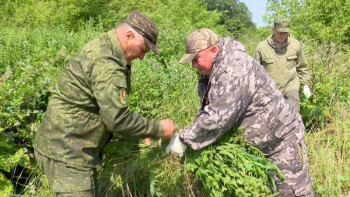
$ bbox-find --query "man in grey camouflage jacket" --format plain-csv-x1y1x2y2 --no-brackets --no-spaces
166,28,313,196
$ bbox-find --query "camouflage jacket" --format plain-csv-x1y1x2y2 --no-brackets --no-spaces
34,29,163,167
254,35,310,94
179,38,305,155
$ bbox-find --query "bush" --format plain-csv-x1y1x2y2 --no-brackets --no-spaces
300,42,350,130
264,0,350,44
0,23,102,193
186,127,283,197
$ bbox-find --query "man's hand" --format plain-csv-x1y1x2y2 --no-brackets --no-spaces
144,138,151,146
303,85,311,98
166,133,187,157
159,119,177,140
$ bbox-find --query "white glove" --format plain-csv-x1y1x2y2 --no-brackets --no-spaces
166,133,187,157
303,85,311,98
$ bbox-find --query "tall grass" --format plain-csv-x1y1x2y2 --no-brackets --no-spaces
306,102,350,196
301,41,350,197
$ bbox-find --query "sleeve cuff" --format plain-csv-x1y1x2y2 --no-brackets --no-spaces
154,122,163,139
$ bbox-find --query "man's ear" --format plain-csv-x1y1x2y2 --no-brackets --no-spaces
126,31,135,40
210,45,220,56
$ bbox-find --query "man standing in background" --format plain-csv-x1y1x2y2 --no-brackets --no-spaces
254,17,311,112
34,11,177,196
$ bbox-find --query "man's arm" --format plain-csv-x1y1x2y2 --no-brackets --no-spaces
254,45,263,64
91,58,163,139
179,57,257,150
296,47,311,85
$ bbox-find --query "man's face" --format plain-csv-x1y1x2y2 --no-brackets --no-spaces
273,28,289,44
126,32,150,64
191,47,215,75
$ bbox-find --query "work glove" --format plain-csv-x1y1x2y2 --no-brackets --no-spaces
303,85,311,99
166,133,187,157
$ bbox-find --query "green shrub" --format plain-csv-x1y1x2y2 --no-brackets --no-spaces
264,0,350,44
186,127,283,197
0,24,102,194
0,172,14,197
300,42,350,130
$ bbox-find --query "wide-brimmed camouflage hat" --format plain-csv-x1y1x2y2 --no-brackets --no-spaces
274,17,291,33
179,28,219,64
124,10,159,54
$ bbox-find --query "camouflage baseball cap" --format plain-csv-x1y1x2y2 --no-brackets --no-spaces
179,28,219,64
274,17,291,33
124,10,159,54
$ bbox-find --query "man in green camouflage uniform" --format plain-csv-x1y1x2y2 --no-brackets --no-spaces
254,17,311,112
33,11,177,196
166,28,314,196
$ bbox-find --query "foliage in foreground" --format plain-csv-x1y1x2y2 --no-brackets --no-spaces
306,101,350,196
0,172,13,197
186,127,283,197
94,128,283,196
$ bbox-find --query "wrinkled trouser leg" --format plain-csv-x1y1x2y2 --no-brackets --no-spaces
284,90,300,113
34,150,97,197
268,138,314,197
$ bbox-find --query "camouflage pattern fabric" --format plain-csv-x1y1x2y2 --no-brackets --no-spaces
35,151,97,196
34,29,163,168
179,37,313,196
124,10,159,54
268,138,314,196
274,17,291,33
254,35,310,95
179,28,219,64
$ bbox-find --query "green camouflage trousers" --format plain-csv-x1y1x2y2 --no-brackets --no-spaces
284,90,300,113
34,150,97,197
268,138,314,197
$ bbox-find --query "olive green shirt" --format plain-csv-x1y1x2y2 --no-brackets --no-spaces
254,35,310,94
34,29,163,167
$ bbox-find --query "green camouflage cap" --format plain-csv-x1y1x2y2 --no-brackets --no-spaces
274,17,291,33
124,10,159,54
179,28,219,64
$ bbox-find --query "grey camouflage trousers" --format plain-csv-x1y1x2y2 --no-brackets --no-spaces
268,138,314,196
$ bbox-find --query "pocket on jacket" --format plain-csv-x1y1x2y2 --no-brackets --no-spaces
52,163,94,192
262,58,275,73
286,55,297,70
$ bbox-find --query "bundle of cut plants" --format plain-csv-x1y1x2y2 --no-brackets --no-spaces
185,127,284,197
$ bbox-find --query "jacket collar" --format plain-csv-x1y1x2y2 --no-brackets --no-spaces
267,34,291,49
107,29,128,67
210,37,246,80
